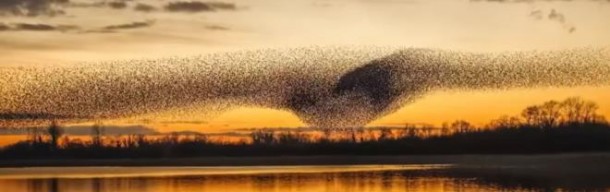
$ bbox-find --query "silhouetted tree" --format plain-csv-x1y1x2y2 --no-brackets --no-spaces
487,116,522,129
451,120,473,133
522,100,562,128
348,128,358,142
401,125,419,137
2,97,610,158
561,97,605,124
523,98,606,127
251,130,274,145
540,100,563,127
91,123,104,147
46,121,63,149
379,128,393,141
28,127,44,144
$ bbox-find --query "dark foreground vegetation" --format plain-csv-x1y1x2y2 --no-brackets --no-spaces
1,97,610,159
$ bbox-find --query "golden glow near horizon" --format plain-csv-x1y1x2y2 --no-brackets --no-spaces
1,0,610,132
145,86,610,132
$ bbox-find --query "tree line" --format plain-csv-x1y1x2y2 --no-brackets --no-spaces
1,97,609,158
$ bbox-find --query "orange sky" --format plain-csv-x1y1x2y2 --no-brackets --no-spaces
133,86,609,132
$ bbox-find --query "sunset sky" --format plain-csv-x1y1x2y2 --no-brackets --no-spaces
1,0,610,132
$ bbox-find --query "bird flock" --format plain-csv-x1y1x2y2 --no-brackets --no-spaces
0,47,609,128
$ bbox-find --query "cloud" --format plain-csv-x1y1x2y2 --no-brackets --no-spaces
134,3,157,12
548,9,566,23
0,20,154,34
0,23,9,31
0,21,155,33
0,0,68,17
164,1,236,12
548,9,577,33
15,23,59,31
206,2,237,10
79,21,154,33
472,0,576,2
66,1,130,9
62,124,159,135
529,10,543,20
103,20,154,30
528,9,576,33
206,25,229,30
107,1,127,9
65,2,106,8
159,120,208,125
165,1,213,12
0,22,79,32
472,0,610,3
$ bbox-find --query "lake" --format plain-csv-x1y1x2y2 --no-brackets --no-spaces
1,164,608,192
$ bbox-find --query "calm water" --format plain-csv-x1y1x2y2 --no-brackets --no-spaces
0,165,608,192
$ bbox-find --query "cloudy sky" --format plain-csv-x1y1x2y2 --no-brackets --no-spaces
1,0,610,132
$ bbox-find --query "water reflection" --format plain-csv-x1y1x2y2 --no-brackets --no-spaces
1,165,609,192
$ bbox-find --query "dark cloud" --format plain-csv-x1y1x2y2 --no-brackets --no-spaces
80,20,154,33
0,21,155,33
159,120,208,125
165,1,213,12
107,1,127,9
546,9,576,33
103,20,154,30
0,21,156,33
134,3,156,12
529,10,543,20
62,125,158,135
65,2,106,8
528,9,576,33
202,131,248,137
164,1,236,12
0,0,68,17
548,9,566,23
0,23,78,32
206,25,229,30
471,0,575,2
472,0,610,3
0,23,9,31
15,23,57,31
206,2,237,10
568,26,576,33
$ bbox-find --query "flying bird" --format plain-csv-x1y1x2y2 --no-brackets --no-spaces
1,47,609,128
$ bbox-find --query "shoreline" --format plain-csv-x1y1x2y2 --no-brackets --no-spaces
1,152,609,168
